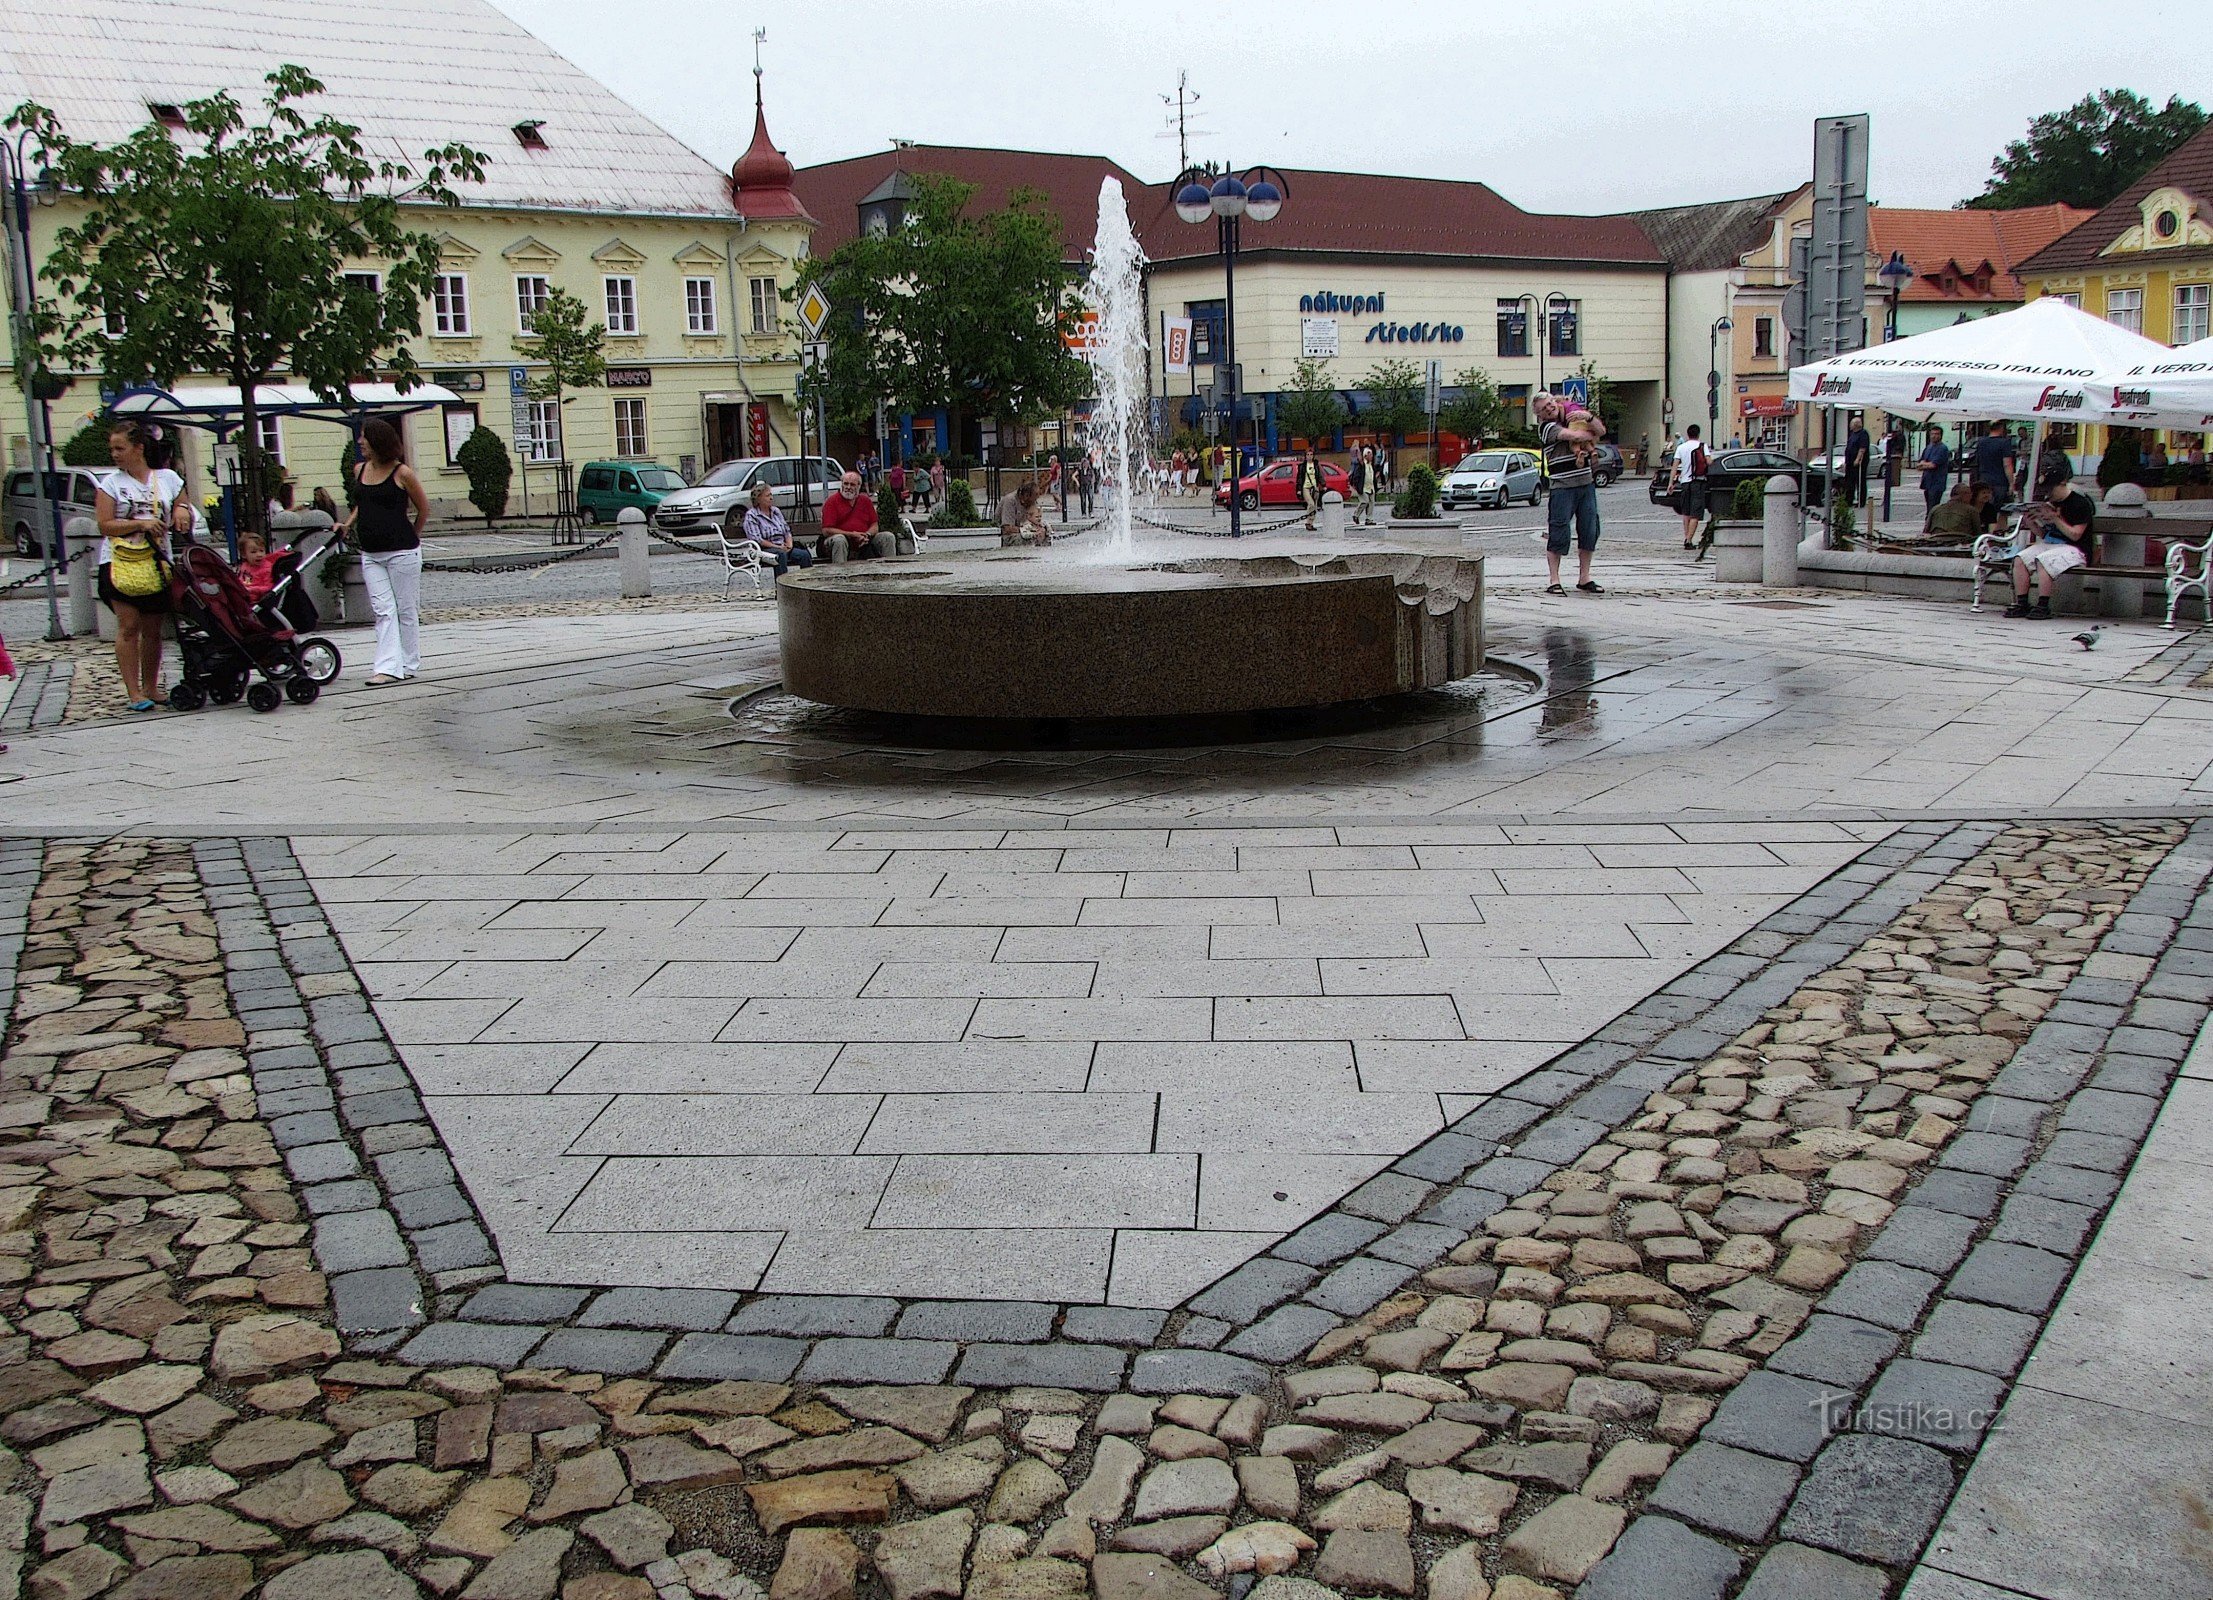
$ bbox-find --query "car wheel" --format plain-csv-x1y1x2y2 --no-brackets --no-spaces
1239,491,1259,511
12,523,37,558
582,506,600,526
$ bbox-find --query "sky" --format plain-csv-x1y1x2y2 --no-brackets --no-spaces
490,0,2205,215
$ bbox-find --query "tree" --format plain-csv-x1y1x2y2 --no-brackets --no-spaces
11,68,484,537
1276,357,1346,447
1360,358,1426,444
1438,368,1506,446
515,286,605,463
456,425,512,524
796,174,1087,445
1968,90,2207,210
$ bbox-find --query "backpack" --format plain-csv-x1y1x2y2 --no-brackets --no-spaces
1690,444,1708,479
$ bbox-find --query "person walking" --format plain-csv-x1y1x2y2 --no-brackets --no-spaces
1536,395,1604,593
1671,423,1711,551
929,456,947,513
1296,448,1324,530
94,419,191,712
340,419,428,686
1348,447,1374,527
1916,425,1952,517
886,457,907,511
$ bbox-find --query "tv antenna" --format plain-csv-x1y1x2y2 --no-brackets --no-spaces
1158,71,1212,171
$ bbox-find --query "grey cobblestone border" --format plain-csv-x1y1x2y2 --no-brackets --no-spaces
0,835,39,1024
2122,623,2213,686
0,660,70,734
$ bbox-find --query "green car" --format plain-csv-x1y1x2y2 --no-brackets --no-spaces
577,460,688,524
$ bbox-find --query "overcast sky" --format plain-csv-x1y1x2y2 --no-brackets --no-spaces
490,0,2201,215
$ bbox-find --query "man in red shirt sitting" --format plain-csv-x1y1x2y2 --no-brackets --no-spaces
818,471,895,562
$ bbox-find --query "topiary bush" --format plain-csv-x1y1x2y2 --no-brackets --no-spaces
456,426,512,524
1732,477,1767,519
2097,427,2140,491
60,416,115,467
931,478,984,527
1392,462,1440,519
876,480,904,534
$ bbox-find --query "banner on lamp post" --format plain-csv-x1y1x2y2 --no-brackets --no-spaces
1163,317,1193,375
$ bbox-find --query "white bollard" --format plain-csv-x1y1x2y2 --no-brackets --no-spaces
64,515,101,638
1319,489,1345,540
618,507,650,599
1762,475,1801,586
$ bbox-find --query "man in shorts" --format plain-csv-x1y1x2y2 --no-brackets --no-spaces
1536,394,1603,594
1671,425,1711,551
2003,472,2095,619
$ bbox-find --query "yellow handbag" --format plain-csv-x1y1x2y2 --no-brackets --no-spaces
108,536,165,597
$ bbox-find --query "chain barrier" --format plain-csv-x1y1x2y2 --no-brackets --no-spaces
417,525,624,576
0,542,74,596
1126,506,1312,537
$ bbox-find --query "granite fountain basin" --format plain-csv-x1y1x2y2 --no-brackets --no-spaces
776,548,1484,720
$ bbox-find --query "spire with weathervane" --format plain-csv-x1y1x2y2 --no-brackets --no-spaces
730,30,814,223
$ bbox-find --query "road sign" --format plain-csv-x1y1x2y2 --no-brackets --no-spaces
1808,114,1870,359
802,341,829,370
1561,375,1589,406
509,365,530,397
1425,359,1442,415
795,283,832,339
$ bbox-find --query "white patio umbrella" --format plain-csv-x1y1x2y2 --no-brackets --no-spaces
2110,334,2213,429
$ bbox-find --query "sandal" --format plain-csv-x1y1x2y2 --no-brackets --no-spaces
1577,581,1606,594
127,699,156,713
362,674,402,687
1544,583,1568,596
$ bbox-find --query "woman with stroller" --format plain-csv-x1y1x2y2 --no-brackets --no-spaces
338,419,429,687
95,420,193,712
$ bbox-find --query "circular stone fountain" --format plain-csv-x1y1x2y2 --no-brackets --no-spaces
776,548,1484,721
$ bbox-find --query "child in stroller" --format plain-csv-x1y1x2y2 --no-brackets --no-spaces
165,540,342,714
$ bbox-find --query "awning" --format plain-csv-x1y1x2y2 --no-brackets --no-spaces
111,382,462,432
1787,298,2171,422
2111,334,2213,429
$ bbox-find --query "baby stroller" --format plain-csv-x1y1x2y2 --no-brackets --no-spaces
166,544,338,713
258,527,345,682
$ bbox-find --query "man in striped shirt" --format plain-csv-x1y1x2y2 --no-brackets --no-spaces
1536,394,1605,595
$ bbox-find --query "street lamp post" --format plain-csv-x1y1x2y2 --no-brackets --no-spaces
1509,292,1572,420
1707,316,1733,444
0,128,68,641
1875,251,1912,524
1173,165,1285,540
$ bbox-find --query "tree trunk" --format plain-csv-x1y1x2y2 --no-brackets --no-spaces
233,366,269,546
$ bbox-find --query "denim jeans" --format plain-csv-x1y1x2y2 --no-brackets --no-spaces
1545,482,1600,554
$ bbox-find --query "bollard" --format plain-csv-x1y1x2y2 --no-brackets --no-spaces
618,507,650,599
1763,474,1801,586
1319,489,1345,540
63,516,101,638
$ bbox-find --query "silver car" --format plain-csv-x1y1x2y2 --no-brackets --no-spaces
651,455,844,535
5,466,104,556
1440,449,1543,510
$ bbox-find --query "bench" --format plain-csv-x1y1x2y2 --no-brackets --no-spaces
1973,513,2212,624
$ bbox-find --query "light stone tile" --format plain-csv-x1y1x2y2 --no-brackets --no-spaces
1214,994,1463,1041
352,928,600,963
1109,1230,1284,1310
1275,895,1483,925
1076,897,1278,926
407,1042,593,1095
1409,844,1602,869
372,997,517,1044
566,926,797,962
1355,1039,1560,1094
1444,988,1635,1043
1331,825,1514,846
1172,826,1335,846
968,997,1213,1042
718,997,977,1042
1196,1151,1397,1231
1208,923,1430,960
553,1043,839,1095
1675,864,1836,896
757,1227,1113,1302
746,871,946,900
879,897,1086,927
932,871,1128,898
1058,846,1240,873
861,961,1095,999
1322,956,1555,995
860,1092,1157,1155
1236,845,1420,870
819,1041,1095,1094
1587,842,1787,867
635,961,874,1000
1493,867,1696,895
874,1154,1198,1230
1119,870,1315,899
390,873,588,900
558,1156,898,1230
500,1231,783,1292
1463,891,1693,926
487,899,703,930
477,996,745,1044
356,961,456,1002
837,830,1011,851
405,959,663,1001
566,1092,881,1157
321,900,432,935
385,901,530,932
1311,868,1504,897
1089,1041,1358,1093
2181,1017,2213,1084
681,898,890,928
785,926,1005,963
423,1092,609,1242
1155,1087,1443,1153
1089,958,1320,998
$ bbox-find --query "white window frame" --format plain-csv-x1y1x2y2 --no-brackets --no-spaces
101,301,128,339
515,274,552,334
2106,286,2145,334
2174,283,2210,347
2048,291,2082,309
603,274,639,336
522,398,560,462
749,275,779,335
255,412,283,465
341,269,382,302
613,395,648,458
432,273,472,337
684,275,718,335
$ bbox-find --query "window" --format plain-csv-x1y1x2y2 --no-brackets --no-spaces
341,271,381,314
749,276,779,334
1187,300,1222,363
618,470,640,493
1496,299,1529,358
515,274,551,333
442,403,478,464
101,299,128,339
2175,283,2210,346
613,396,648,458
604,275,638,336
1548,301,1580,358
432,273,471,336
2048,292,2082,309
256,412,283,464
2106,286,2144,333
512,120,547,151
521,398,559,462
684,276,718,335
1754,317,1775,358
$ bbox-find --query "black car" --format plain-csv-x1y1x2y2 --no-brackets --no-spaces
1591,443,1624,486
1647,446,1826,508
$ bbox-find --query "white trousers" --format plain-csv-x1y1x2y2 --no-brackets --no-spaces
361,547,422,678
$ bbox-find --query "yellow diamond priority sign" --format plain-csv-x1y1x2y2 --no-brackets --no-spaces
796,284,832,339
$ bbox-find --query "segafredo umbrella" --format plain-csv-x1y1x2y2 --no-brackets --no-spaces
1787,296,2173,422
2108,333,2213,429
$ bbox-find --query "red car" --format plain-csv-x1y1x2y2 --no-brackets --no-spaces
1214,458,1355,511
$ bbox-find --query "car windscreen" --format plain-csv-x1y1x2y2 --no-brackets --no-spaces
1457,455,1510,474
637,469,686,491
698,461,754,488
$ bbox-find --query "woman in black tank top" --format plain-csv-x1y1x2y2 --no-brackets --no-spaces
341,419,429,684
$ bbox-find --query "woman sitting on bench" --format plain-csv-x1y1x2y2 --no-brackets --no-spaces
2004,473,2096,620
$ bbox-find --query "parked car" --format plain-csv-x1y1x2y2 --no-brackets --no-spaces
651,455,845,535
1647,446,1827,508
1440,450,1543,510
5,466,104,556
577,460,687,525
1212,458,1354,511
1590,442,1624,485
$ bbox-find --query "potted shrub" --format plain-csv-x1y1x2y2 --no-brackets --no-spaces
1392,463,1440,520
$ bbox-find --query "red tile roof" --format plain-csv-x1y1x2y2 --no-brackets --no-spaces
1869,204,2092,302
794,146,1667,268
2014,121,2213,276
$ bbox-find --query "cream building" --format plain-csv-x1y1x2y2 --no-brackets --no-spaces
0,0,815,515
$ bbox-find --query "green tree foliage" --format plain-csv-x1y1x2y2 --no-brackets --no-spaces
1438,368,1506,445
1393,462,1440,519
455,425,512,524
797,174,1087,441
1276,357,1346,447
10,68,483,536
1360,359,1426,443
516,286,605,461
1968,90,2207,210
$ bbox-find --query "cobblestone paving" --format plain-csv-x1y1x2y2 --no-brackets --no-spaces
4,820,2207,1600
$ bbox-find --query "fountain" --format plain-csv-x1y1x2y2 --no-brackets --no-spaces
775,182,1485,726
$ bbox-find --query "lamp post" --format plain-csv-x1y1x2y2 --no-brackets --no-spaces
1173,164,1285,539
1707,316,1733,443
1874,251,1912,524
1508,292,1573,421
0,126,67,641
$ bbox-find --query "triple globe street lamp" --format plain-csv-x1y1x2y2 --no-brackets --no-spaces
1172,164,1285,539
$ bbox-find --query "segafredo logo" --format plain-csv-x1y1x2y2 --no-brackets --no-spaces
2112,384,2153,408
1812,375,1852,396
1917,378,1964,403
2033,385,2085,413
